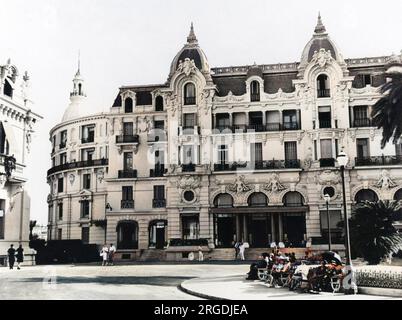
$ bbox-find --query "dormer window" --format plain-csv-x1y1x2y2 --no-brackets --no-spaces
184,83,196,105
3,79,13,98
250,81,260,102
124,97,133,113
155,96,164,111
317,74,330,98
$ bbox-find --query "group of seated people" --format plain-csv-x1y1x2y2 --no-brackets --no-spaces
246,250,344,294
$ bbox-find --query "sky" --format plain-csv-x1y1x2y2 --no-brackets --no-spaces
1,0,401,224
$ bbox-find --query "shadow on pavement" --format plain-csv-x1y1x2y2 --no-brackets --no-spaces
12,276,194,287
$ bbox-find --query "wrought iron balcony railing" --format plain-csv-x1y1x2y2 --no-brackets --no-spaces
319,120,332,129
319,158,335,167
47,158,108,176
213,160,300,171
182,163,195,172
353,118,372,128
116,135,139,144
355,156,402,167
150,166,166,177
317,89,330,98
118,169,138,178
121,200,134,209
250,94,260,102
213,122,301,133
81,136,94,144
152,199,166,208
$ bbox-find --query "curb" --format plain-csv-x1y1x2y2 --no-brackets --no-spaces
358,286,402,298
178,281,229,301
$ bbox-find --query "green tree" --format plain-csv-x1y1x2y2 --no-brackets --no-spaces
371,65,402,148
343,200,402,264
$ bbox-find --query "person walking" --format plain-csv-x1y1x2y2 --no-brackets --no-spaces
234,241,240,260
108,243,116,266
7,244,16,270
198,246,204,261
100,244,109,266
239,242,245,261
16,244,24,270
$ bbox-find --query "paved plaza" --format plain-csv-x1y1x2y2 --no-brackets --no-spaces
0,263,401,300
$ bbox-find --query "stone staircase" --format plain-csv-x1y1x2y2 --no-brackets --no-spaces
139,249,166,262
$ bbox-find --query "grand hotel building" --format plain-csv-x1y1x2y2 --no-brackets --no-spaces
47,16,402,260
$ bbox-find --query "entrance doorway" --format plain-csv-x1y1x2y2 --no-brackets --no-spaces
149,220,167,249
248,214,271,248
282,213,306,247
117,221,138,249
215,214,235,248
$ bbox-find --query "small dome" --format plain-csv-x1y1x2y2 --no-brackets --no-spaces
61,68,88,122
168,23,210,78
300,13,342,66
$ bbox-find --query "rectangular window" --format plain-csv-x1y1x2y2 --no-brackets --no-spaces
122,186,133,201
153,185,166,208
364,74,372,86
353,106,369,127
283,110,298,130
57,228,62,240
123,152,133,170
320,139,333,159
80,200,90,219
183,113,196,128
396,143,402,157
81,125,95,143
183,145,194,164
284,141,297,160
218,145,228,164
216,114,230,129
320,210,343,239
81,148,95,161
57,203,63,221
251,143,263,163
48,205,53,223
60,152,67,165
154,120,164,130
356,138,370,159
314,140,317,160
83,174,91,189
182,214,199,240
58,178,64,193
123,122,133,136
81,227,90,244
318,106,331,128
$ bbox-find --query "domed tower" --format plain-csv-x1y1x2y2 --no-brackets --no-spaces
62,61,88,122
167,23,211,82
298,13,347,76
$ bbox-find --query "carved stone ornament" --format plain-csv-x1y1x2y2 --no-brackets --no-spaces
177,58,197,76
263,173,287,193
176,175,201,190
311,49,333,68
316,170,341,185
97,170,104,183
69,173,75,185
374,170,397,189
227,175,251,193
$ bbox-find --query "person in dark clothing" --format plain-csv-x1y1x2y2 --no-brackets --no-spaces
246,253,269,280
16,244,24,270
7,244,16,270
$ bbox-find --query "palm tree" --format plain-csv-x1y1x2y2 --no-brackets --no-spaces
342,200,402,264
371,65,402,148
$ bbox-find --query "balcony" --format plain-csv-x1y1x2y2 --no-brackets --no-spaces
59,141,67,149
213,160,301,171
47,158,108,176
319,158,335,167
247,124,266,132
152,199,166,208
118,169,138,178
355,156,402,167
319,120,332,129
182,163,196,172
317,89,330,98
266,123,281,131
282,122,300,131
150,166,166,177
121,200,134,209
353,118,372,128
116,134,139,144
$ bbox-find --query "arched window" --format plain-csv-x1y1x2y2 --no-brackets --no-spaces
124,97,133,113
184,83,196,105
250,80,260,102
248,192,268,207
214,193,233,208
155,96,164,111
3,79,13,98
116,220,138,249
355,189,378,203
78,83,82,95
283,192,305,207
317,74,330,98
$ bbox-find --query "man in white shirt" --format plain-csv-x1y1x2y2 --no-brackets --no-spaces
108,243,116,266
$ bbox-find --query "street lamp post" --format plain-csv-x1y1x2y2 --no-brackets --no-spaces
337,151,357,295
323,193,332,251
